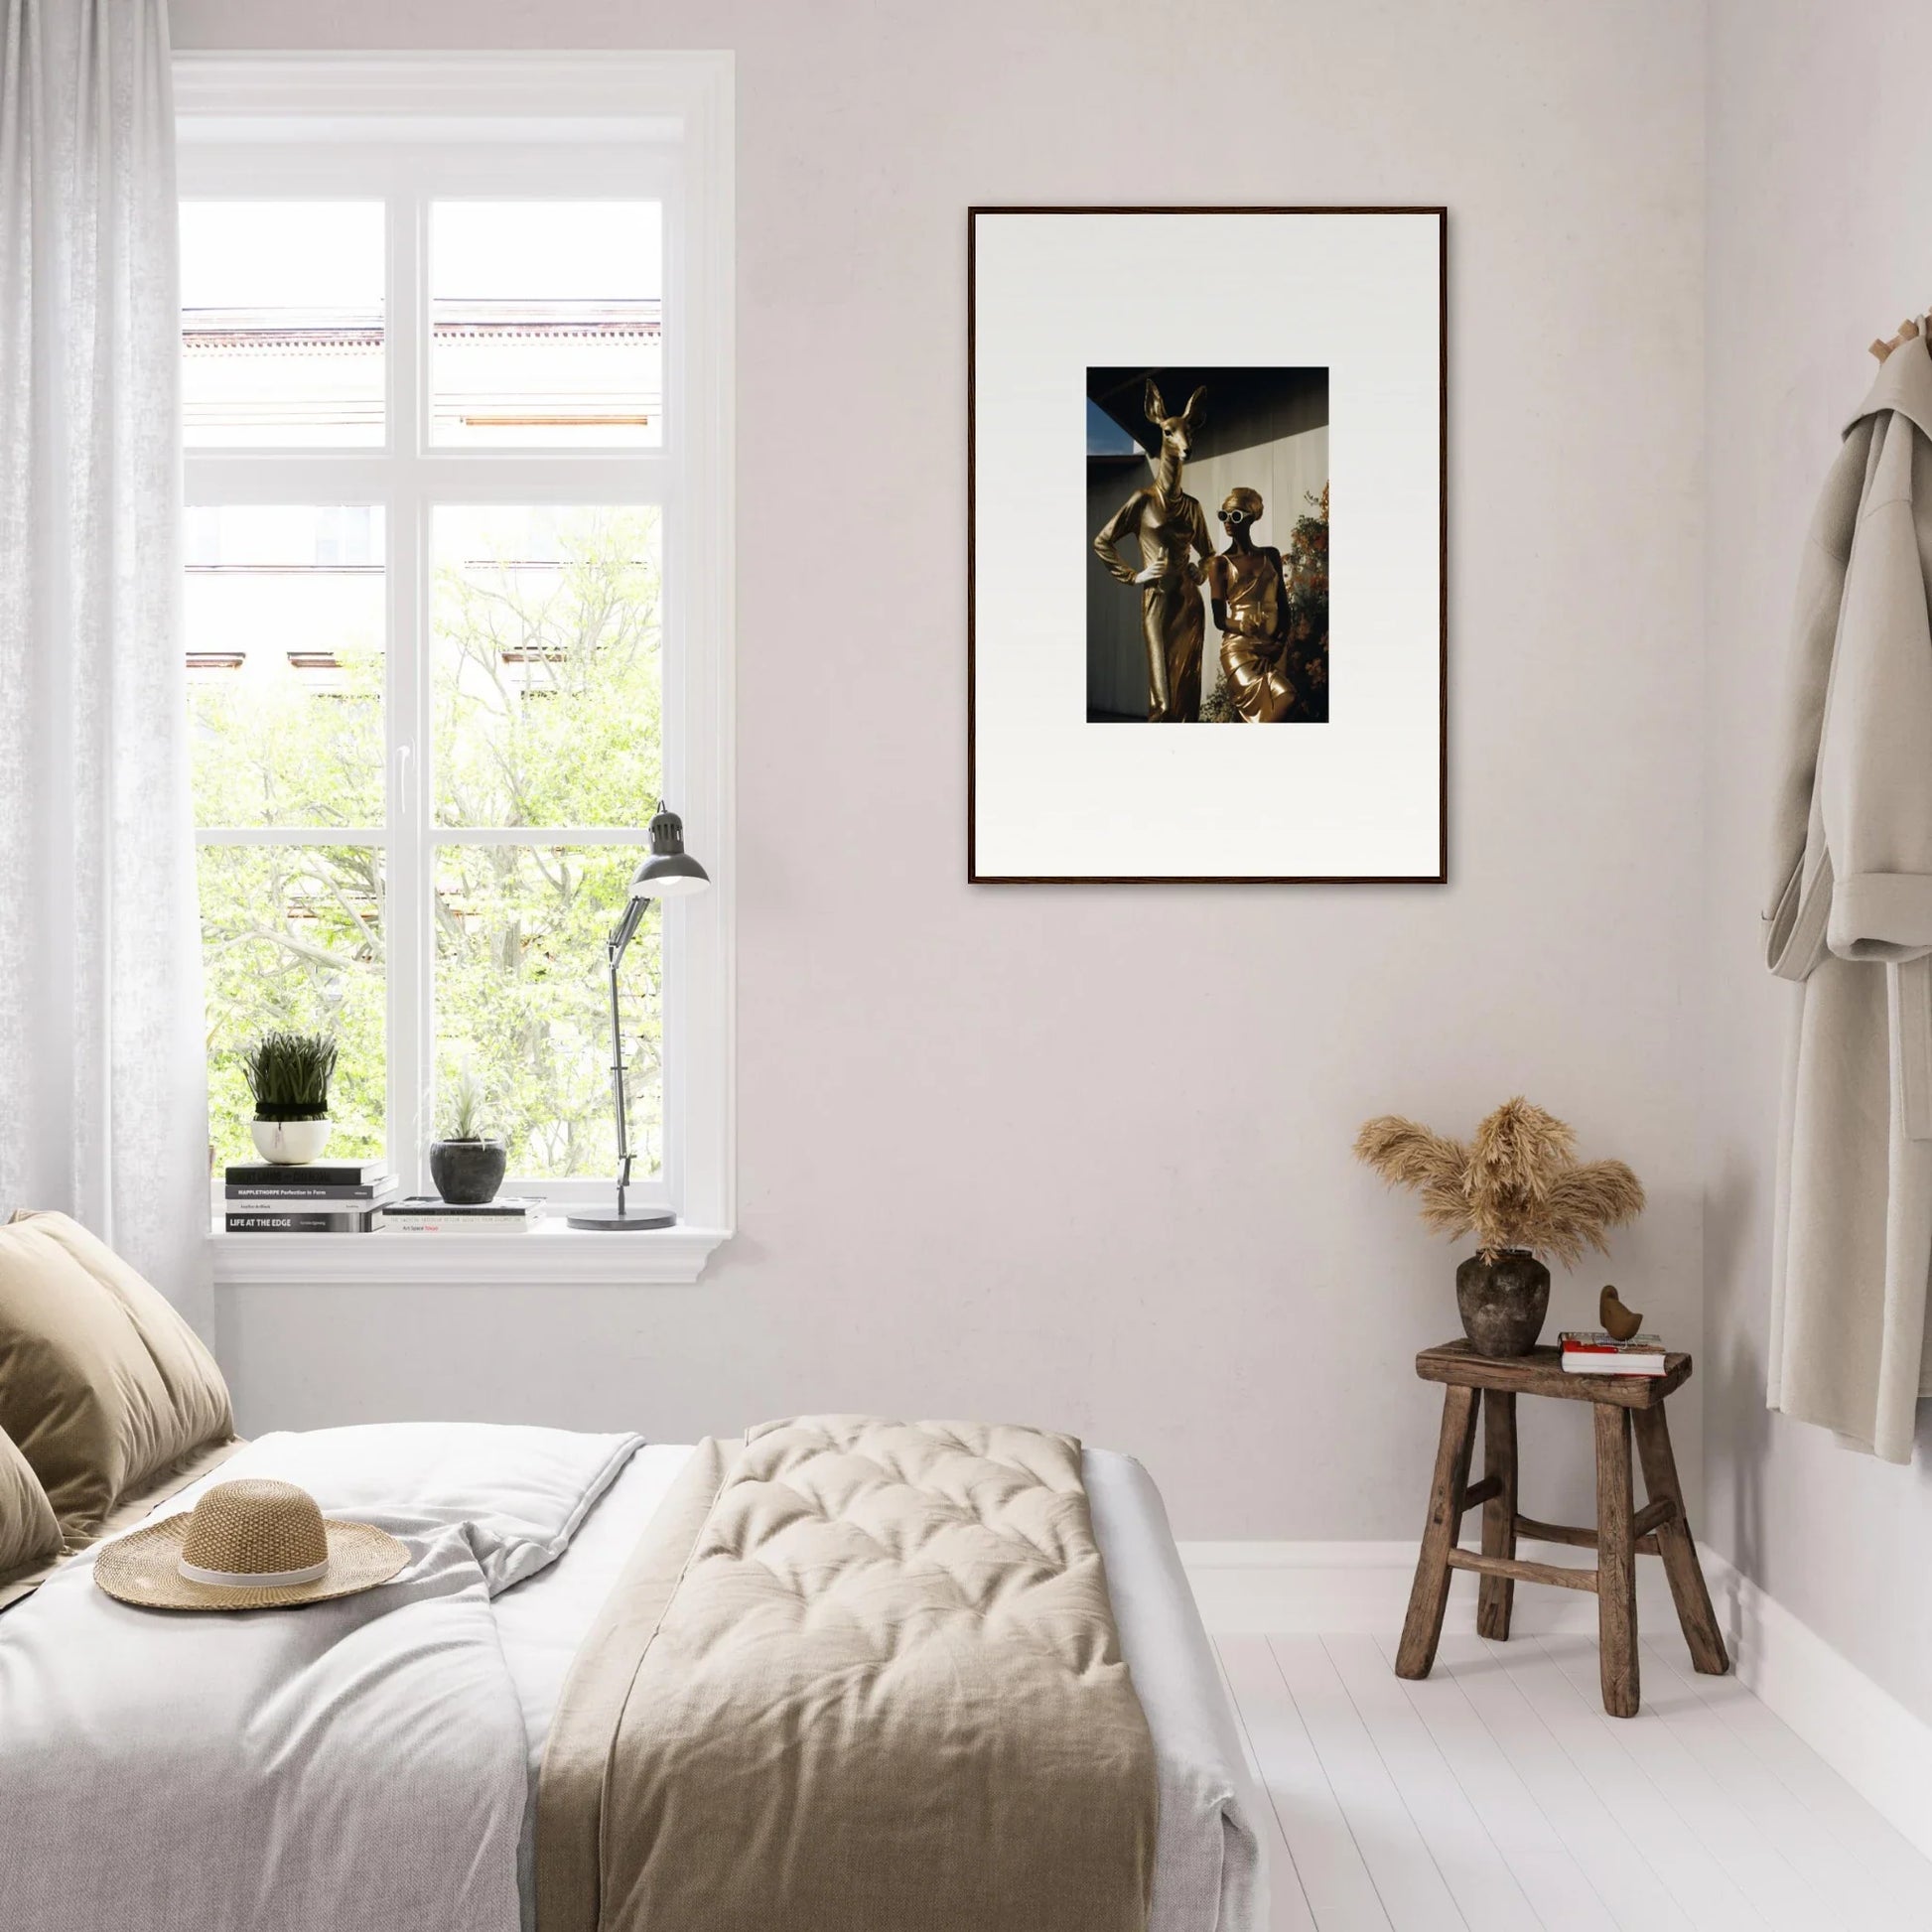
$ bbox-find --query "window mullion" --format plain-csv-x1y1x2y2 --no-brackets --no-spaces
194,827,391,845
431,826,649,845
384,180,428,1198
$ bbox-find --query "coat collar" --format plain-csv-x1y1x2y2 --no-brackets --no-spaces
1847,330,1932,445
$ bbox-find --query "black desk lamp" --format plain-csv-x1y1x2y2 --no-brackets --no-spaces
567,802,709,1230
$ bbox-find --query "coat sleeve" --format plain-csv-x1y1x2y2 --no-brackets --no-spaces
1764,428,1867,978
1821,416,1932,962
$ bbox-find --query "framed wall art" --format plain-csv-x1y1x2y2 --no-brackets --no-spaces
968,207,1446,884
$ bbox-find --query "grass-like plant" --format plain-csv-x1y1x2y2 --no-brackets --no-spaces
1353,1096,1644,1266
437,1067,495,1144
242,1031,338,1122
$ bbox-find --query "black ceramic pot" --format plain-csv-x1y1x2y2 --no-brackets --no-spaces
1454,1249,1551,1357
428,1139,507,1206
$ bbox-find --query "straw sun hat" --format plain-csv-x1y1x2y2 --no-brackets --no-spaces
93,1477,409,1611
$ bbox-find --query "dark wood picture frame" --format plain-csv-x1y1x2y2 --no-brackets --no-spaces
967,206,1448,885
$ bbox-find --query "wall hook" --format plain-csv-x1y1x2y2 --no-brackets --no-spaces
1869,314,1927,363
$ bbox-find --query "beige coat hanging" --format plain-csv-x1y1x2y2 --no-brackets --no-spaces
1766,333,1932,1461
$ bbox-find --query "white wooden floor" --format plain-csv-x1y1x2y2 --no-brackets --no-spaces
1215,1630,1932,1931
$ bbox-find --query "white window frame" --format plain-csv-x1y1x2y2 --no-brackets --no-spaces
178,55,734,1285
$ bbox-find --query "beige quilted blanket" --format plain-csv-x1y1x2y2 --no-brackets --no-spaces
535,1417,1158,1932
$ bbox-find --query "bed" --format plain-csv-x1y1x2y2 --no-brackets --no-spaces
0,1206,1261,1932
0,1421,1265,1932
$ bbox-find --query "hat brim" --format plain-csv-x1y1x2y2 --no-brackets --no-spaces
93,1514,410,1611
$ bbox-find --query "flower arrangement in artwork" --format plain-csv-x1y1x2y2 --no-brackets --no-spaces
1353,1096,1644,1264
1282,483,1329,707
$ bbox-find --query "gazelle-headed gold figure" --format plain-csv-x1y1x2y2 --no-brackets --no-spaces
1093,380,1214,722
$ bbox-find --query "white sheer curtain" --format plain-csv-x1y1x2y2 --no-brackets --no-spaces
0,0,209,1330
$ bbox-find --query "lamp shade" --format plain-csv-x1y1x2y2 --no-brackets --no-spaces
629,802,710,900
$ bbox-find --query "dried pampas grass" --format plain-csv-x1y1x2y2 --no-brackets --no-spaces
1350,1117,1471,1237
1353,1097,1644,1265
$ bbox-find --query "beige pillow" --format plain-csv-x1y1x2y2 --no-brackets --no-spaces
0,1211,233,1536
0,1423,61,1583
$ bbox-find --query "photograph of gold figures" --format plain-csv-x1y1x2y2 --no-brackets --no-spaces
971,207,1439,880
1087,366,1329,724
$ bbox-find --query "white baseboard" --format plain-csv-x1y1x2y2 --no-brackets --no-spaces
1179,1538,1932,1865
1698,1547,1932,1863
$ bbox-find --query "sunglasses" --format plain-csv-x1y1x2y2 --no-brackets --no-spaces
1217,508,1254,524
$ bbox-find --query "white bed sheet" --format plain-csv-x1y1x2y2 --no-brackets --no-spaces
492,1443,1264,1932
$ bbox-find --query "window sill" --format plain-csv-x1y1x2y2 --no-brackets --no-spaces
208,1220,731,1286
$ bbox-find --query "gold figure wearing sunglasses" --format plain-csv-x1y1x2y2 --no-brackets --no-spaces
1092,381,1213,721
1207,487,1296,723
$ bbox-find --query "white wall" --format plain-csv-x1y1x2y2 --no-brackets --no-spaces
174,0,1707,1542
1704,0,1932,1728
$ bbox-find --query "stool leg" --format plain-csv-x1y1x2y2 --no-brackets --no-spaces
1397,1384,1478,1680
1593,1403,1640,1718
1632,1405,1729,1676
1475,1389,1518,1639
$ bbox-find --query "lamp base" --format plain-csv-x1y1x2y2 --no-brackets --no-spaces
566,1207,677,1231
564,1205,676,1236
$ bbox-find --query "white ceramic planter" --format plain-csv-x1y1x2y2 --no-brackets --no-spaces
250,1118,333,1166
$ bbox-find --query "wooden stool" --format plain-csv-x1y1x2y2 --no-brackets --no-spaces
1394,1339,1727,1718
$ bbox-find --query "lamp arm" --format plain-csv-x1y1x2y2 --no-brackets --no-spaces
609,893,648,961
605,893,653,1218
607,937,632,1216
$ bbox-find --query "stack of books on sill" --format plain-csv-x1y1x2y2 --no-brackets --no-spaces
223,1161,395,1234
1559,1330,1669,1377
377,1196,546,1236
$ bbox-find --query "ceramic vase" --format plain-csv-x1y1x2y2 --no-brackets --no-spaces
428,1139,507,1205
1454,1249,1551,1357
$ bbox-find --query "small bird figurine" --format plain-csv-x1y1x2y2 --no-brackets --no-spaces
1599,1285,1643,1341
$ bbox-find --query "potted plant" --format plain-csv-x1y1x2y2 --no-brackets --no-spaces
242,1032,339,1166
428,1069,507,1206
1353,1097,1645,1356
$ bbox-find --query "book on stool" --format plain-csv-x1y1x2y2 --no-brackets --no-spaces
1560,1328,1667,1376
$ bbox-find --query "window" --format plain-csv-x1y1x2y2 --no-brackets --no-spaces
176,56,734,1279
